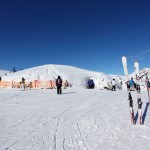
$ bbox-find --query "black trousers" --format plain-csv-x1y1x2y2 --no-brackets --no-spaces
57,86,62,94
112,85,116,91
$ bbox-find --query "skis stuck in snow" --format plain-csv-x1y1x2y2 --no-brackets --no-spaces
128,92,135,125
134,61,143,125
122,56,143,125
122,56,134,124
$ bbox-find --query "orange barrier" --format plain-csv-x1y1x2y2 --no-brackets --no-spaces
0,80,59,89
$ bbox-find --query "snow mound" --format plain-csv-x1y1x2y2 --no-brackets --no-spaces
2,64,114,88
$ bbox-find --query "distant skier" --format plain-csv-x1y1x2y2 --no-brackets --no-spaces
145,77,150,98
87,79,95,89
126,80,130,91
137,93,143,125
90,79,95,89
129,78,135,91
56,76,62,94
64,80,69,89
111,79,116,91
87,79,91,89
0,77,1,86
128,92,135,124
136,84,141,93
21,77,26,90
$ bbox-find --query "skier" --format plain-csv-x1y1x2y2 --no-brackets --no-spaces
145,77,150,99
65,80,69,87
137,93,143,125
56,76,62,94
129,78,135,91
87,79,95,89
87,79,90,89
111,79,116,91
128,92,135,124
148,80,150,90
63,80,69,89
90,79,95,89
87,79,92,89
136,84,141,93
126,81,130,91
21,77,26,90
0,77,1,86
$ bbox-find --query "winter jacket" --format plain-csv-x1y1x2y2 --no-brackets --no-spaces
88,80,95,86
136,84,141,91
129,79,135,86
56,78,62,86
112,80,115,86
148,81,150,88
130,79,135,86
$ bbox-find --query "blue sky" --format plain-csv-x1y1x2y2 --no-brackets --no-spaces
0,0,150,75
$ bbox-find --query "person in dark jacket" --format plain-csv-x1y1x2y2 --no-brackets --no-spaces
136,84,141,93
87,79,95,89
87,79,91,89
90,79,95,89
126,81,130,91
56,76,62,94
111,79,116,91
137,93,142,124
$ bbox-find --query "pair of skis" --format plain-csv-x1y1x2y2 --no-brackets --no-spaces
122,56,142,125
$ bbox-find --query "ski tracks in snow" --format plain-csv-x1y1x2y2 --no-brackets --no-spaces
1,89,150,150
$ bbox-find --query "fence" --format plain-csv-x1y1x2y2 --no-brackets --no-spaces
0,80,59,89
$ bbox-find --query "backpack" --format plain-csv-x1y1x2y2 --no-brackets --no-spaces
57,79,62,85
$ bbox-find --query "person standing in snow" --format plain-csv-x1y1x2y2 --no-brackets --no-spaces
111,79,116,91
145,77,150,89
137,92,142,125
129,78,135,91
87,79,95,89
145,77,150,100
126,80,130,91
87,79,91,89
56,76,62,94
136,84,141,93
64,80,69,89
21,77,26,90
0,77,1,86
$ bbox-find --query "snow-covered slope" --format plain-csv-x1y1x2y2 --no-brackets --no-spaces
0,70,11,77
2,64,113,88
0,88,150,150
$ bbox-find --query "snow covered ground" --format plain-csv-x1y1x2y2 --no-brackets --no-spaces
0,70,11,77
0,87,150,150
